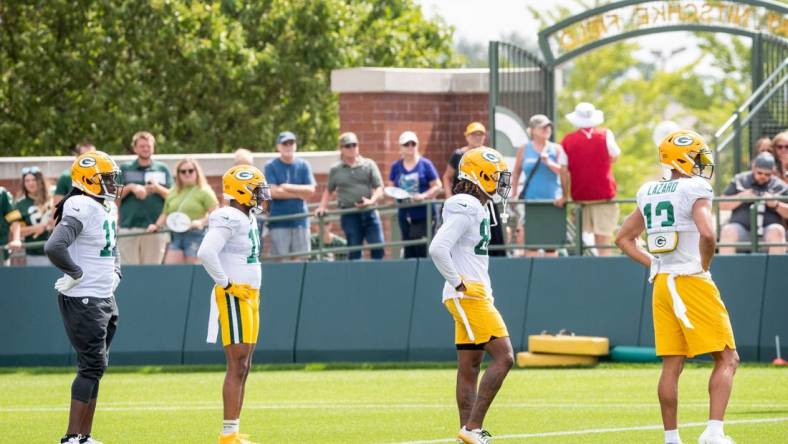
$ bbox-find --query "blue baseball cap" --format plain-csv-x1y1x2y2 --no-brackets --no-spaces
276,131,296,144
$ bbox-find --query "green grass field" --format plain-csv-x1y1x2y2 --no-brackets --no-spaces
2,363,787,443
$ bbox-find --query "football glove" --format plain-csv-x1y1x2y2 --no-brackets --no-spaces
459,278,487,298
221,282,258,303
54,275,82,293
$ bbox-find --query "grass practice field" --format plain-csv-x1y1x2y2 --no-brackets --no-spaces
2,363,787,443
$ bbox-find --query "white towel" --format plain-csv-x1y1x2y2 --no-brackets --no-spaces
206,288,219,343
666,274,694,329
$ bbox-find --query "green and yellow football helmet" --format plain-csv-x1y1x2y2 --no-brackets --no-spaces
659,130,714,179
71,151,123,200
222,165,271,214
458,147,511,199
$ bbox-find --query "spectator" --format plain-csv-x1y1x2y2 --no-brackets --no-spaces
561,102,621,256
147,158,217,264
310,220,348,261
264,131,317,260
0,186,22,266
234,148,254,166
388,131,442,258
510,114,568,257
755,136,773,154
118,131,173,264
773,131,788,181
719,152,788,255
316,132,385,260
53,142,95,206
443,122,507,256
17,167,53,266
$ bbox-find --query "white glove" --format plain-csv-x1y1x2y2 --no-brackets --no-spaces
111,272,121,293
648,256,662,283
54,275,82,293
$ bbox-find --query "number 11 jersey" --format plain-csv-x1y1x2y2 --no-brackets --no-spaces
206,206,261,289
60,195,119,298
636,176,713,275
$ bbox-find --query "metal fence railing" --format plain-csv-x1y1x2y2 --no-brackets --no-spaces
8,195,786,265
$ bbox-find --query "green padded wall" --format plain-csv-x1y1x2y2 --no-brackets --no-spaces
488,257,531,351
406,259,455,361
109,265,194,365
758,256,788,362
0,267,72,366
295,260,417,362
523,257,648,348
523,203,567,246
181,263,305,364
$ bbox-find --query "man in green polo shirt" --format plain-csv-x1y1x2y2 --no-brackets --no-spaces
53,142,96,206
118,131,173,264
0,186,22,265
316,132,385,260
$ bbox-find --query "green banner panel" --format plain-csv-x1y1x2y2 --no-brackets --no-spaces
524,203,567,246
524,257,647,348
109,265,194,365
758,256,788,362
295,260,417,362
0,267,72,366
182,263,305,364
406,259,455,361
489,257,532,352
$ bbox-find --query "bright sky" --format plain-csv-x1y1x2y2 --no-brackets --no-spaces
415,0,713,73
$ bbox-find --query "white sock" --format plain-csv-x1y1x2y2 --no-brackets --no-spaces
705,419,724,436
664,429,680,443
222,419,239,435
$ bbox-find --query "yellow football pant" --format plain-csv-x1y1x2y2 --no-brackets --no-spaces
215,285,260,347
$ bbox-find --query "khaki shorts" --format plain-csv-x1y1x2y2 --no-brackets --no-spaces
578,201,619,236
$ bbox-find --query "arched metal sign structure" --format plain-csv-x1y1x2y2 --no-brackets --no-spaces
489,0,787,170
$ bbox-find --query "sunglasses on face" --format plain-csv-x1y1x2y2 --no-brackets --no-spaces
179,168,195,174
21,166,41,175
775,144,788,150
341,143,358,149
281,140,295,146
401,142,417,147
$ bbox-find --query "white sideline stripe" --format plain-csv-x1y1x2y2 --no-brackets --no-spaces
386,417,788,444
2,401,788,413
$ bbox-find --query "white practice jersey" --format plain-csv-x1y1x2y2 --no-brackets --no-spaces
60,195,119,298
636,176,713,275
429,194,493,302
202,206,262,289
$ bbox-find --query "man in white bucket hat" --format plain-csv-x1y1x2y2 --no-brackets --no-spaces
561,102,622,256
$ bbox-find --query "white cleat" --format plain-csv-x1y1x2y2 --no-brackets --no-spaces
698,432,735,444
80,436,103,444
457,426,493,444
59,438,80,444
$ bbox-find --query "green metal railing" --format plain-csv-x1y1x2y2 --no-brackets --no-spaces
10,196,786,264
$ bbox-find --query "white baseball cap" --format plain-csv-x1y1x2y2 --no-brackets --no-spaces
398,131,419,145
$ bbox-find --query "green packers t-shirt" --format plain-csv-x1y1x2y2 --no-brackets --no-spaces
16,196,52,256
119,159,173,228
0,187,22,258
162,185,218,222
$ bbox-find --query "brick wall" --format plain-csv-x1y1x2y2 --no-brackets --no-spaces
338,92,489,186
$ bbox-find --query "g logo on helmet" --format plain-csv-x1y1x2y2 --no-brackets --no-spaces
655,235,667,248
674,135,694,146
235,170,255,181
481,151,500,163
78,157,97,168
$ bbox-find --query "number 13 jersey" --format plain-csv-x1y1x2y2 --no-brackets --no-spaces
636,176,713,275
61,195,119,298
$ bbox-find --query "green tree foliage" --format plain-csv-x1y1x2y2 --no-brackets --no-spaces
0,0,458,156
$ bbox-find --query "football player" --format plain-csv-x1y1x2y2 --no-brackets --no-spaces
616,130,738,444
428,147,514,444
45,151,123,444
197,165,270,444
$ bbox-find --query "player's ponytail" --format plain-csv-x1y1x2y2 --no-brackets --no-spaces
53,188,86,225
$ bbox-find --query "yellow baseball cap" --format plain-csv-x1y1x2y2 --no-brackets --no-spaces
465,121,486,135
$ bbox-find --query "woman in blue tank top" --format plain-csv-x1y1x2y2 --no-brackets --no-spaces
511,114,568,204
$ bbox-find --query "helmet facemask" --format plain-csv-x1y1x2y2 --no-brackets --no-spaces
97,170,123,200
248,183,272,214
691,148,714,180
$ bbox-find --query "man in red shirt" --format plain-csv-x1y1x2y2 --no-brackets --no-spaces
561,102,621,256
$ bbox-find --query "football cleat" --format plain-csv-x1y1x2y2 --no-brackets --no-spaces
457,426,493,444
218,432,259,444
59,436,80,444
79,436,103,444
698,432,735,444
